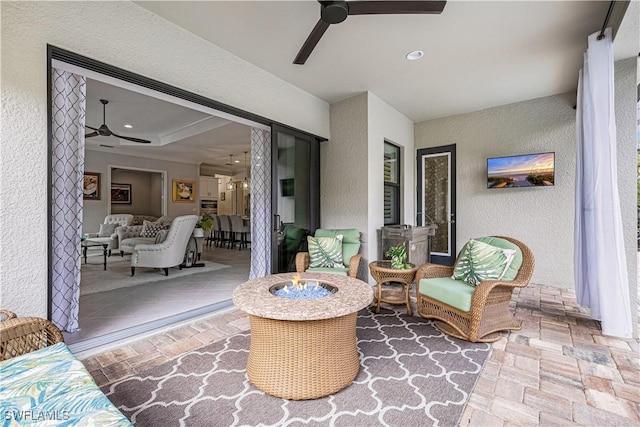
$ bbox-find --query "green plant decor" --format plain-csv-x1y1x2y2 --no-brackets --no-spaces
197,214,215,233
385,244,411,269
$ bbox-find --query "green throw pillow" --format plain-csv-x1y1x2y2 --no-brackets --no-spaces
308,235,344,268
452,239,516,286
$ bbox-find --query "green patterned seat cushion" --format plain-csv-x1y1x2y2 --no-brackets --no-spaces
305,267,349,276
419,277,476,312
452,238,516,286
308,235,344,268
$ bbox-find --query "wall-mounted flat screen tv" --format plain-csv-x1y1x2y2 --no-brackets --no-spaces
487,152,555,189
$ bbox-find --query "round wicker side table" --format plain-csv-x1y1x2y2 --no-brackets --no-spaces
369,261,418,316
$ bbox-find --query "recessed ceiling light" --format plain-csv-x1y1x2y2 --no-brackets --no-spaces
406,50,424,61
234,160,240,163
124,124,133,129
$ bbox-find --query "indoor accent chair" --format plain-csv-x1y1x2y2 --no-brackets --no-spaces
86,214,133,256
416,236,534,343
130,215,197,276
295,228,362,277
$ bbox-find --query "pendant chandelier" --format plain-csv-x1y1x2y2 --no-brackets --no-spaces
242,151,250,189
226,154,235,191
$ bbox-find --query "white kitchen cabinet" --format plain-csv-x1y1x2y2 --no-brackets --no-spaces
199,176,219,198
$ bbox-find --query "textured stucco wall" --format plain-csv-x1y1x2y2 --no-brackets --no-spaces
322,94,369,254
0,1,329,316
613,57,638,337
367,93,415,263
322,92,414,281
415,93,577,288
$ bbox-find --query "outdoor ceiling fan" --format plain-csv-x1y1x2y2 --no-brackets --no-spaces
85,99,151,144
293,0,447,65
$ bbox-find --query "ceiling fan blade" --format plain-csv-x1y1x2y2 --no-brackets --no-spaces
85,132,99,138
347,1,446,15
111,132,151,144
85,125,99,131
293,19,331,65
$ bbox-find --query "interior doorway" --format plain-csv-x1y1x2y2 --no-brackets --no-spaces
108,166,165,217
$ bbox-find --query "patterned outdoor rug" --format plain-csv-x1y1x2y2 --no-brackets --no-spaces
103,308,491,426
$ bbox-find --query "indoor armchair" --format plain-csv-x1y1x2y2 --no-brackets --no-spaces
416,236,534,343
85,214,133,256
118,215,173,255
130,215,197,276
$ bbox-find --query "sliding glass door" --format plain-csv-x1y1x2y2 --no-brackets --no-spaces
271,125,320,273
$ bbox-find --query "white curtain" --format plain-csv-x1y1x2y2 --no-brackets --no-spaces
51,68,86,332
575,28,631,338
249,128,272,279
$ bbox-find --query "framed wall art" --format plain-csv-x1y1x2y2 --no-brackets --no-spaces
83,172,101,200
173,179,195,203
111,183,132,204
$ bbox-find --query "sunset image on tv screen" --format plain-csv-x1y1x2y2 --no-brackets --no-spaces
487,152,554,188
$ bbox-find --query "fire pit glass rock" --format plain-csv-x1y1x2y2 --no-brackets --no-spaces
270,274,337,299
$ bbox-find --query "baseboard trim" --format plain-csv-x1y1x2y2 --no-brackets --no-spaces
68,300,234,355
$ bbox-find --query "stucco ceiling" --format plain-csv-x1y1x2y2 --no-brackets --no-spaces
135,0,627,123
88,1,638,167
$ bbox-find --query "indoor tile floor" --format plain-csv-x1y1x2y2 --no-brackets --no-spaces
64,244,251,344
83,280,640,426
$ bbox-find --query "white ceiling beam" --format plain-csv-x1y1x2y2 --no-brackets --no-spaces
158,116,232,146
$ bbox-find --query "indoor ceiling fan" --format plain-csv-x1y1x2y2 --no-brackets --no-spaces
293,0,447,65
85,99,151,144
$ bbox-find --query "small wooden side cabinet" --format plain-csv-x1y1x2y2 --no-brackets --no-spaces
369,261,418,315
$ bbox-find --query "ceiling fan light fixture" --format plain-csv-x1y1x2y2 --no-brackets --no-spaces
294,1,446,65
406,50,424,61
85,99,151,144
321,1,349,24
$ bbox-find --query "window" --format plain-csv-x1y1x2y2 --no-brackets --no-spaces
384,141,401,225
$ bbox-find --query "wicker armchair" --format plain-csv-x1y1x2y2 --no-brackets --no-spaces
416,236,534,343
0,312,64,360
295,228,362,278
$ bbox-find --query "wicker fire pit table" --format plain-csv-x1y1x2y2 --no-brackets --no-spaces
233,272,373,400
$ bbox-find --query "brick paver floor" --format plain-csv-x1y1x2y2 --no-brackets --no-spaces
84,282,639,426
